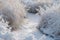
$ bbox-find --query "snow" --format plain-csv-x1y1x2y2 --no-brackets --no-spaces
0,13,54,40
0,0,60,40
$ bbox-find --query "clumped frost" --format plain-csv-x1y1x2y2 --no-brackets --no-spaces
0,0,60,40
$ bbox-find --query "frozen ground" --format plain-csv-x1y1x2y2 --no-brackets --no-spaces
0,0,60,40
0,13,54,40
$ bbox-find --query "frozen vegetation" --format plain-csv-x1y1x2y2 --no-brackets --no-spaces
0,0,60,40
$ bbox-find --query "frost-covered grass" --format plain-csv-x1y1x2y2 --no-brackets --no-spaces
0,0,60,40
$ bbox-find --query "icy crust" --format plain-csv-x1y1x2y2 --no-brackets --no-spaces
39,4,60,40
21,0,60,16
0,0,60,40
0,14,54,40
0,15,13,40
